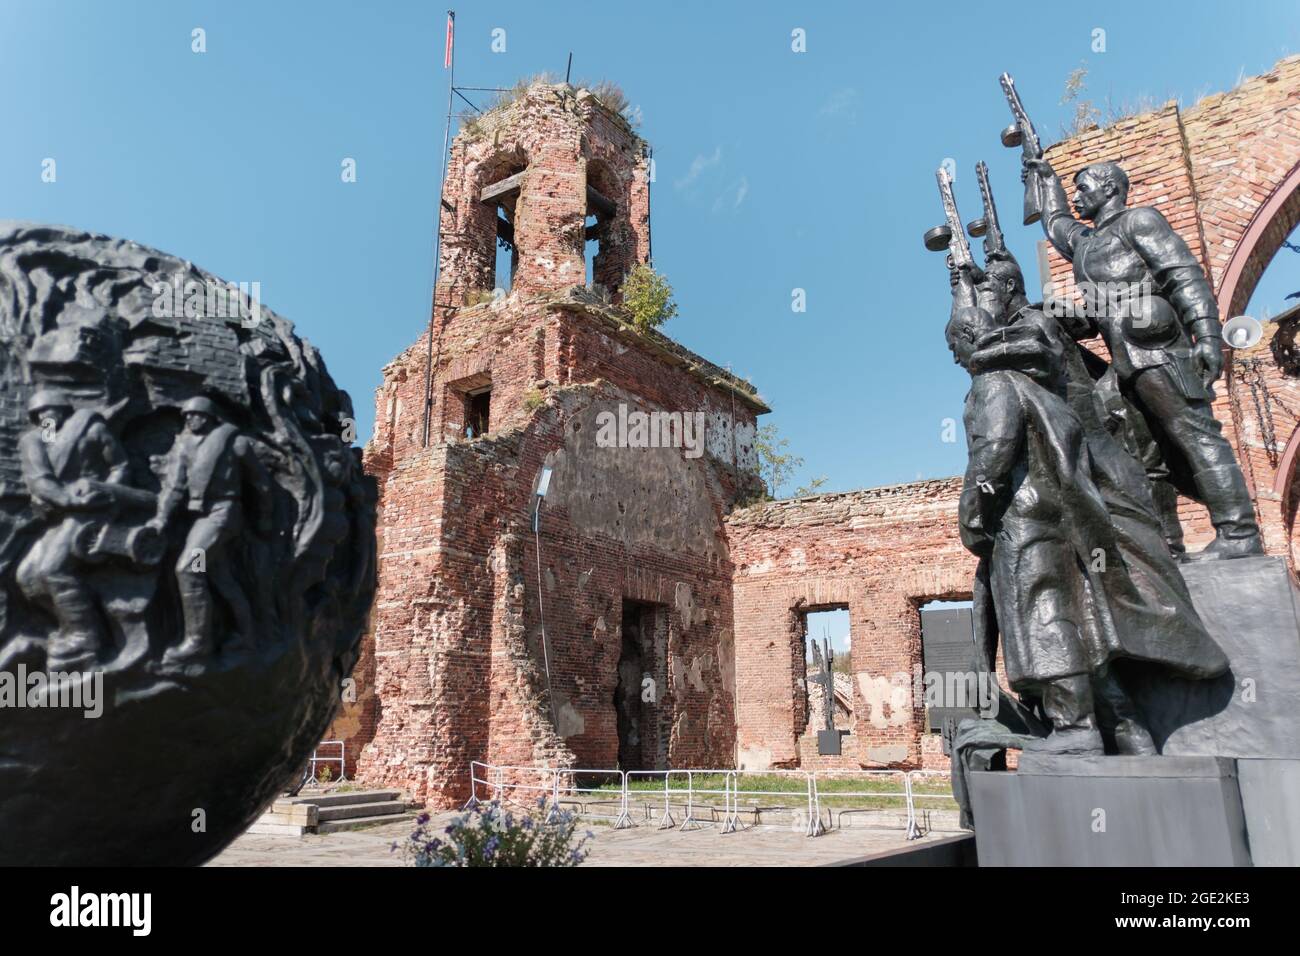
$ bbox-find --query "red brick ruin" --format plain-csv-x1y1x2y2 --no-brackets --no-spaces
331,59,1300,805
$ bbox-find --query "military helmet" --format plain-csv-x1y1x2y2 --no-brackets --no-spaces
27,388,73,414
181,396,221,419
980,254,1026,296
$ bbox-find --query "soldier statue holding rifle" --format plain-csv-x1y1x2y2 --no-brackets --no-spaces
1001,73,1263,562
925,164,1227,762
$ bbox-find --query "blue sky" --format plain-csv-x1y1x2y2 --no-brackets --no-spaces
3,0,1298,503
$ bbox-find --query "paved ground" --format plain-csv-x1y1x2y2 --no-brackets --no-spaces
210,813,958,867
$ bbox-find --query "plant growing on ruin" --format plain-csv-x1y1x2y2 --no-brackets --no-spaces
620,263,678,332
1060,62,1160,137
580,79,639,128
794,475,828,497
396,799,592,868
1060,62,1100,137
741,422,827,504
457,75,641,141
465,288,496,307
522,387,546,412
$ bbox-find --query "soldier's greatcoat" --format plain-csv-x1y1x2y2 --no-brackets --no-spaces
959,326,1227,689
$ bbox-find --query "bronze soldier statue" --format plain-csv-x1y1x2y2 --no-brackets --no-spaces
16,388,131,669
931,166,1228,758
148,396,272,666
947,287,1230,755
1021,156,1263,561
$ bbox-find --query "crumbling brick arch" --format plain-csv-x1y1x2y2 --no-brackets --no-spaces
583,157,634,299
464,146,530,297
1210,160,1300,567
1221,163,1300,568
1216,163,1300,323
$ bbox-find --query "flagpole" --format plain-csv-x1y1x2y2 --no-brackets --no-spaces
422,10,456,447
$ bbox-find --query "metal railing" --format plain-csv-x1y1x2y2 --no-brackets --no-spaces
808,768,912,837
904,769,958,839
465,761,956,839
307,740,347,785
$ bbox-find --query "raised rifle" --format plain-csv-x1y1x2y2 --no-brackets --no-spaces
923,165,977,277
998,73,1045,225
966,161,1007,260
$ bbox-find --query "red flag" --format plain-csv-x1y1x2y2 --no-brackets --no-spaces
444,12,454,69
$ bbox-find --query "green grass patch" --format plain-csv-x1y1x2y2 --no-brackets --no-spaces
570,772,957,813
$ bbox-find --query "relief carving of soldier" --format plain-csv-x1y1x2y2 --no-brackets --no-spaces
16,388,131,669
0,223,377,865
147,396,273,666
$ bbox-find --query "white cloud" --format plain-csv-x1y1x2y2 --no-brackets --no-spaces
675,146,722,190
712,176,749,214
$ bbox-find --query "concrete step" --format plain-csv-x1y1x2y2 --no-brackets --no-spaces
317,811,418,834
316,800,409,823
247,821,311,837
282,789,402,809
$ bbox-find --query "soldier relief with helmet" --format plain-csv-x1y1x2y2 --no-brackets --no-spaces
0,225,375,686
16,388,277,674
0,223,377,865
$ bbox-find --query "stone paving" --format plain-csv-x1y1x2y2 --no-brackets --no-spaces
209,812,958,867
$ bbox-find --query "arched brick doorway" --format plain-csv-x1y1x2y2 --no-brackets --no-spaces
1215,161,1300,569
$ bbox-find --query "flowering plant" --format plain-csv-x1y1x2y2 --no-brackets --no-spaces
395,798,592,867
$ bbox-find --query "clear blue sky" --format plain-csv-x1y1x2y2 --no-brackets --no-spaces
3,1,1298,494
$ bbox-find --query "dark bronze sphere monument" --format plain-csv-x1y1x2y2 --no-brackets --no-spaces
0,222,376,865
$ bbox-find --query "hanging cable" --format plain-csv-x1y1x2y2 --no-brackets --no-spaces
533,491,558,731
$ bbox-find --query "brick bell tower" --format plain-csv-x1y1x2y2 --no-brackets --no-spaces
341,80,770,807
433,81,653,306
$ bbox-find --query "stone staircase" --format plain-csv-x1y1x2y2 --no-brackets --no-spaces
249,789,416,836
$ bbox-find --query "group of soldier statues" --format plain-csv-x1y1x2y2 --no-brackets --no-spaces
931,74,1255,763
17,388,271,672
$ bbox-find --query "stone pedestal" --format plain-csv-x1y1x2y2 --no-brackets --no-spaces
1134,556,1300,759
969,557,1300,866
1237,758,1300,866
970,755,1251,866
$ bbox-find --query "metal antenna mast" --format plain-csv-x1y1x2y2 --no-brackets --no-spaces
421,10,457,447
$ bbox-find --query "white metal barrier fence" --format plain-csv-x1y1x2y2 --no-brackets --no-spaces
465,761,955,839
308,740,347,784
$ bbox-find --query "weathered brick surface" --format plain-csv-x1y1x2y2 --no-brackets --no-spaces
726,480,974,771
328,85,765,805
434,83,650,306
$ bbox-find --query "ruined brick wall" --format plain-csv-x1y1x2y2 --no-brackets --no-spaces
340,318,760,804
726,480,975,772
505,385,741,772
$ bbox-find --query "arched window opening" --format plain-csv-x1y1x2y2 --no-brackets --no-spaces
476,153,528,295
584,160,624,300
